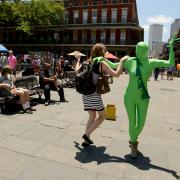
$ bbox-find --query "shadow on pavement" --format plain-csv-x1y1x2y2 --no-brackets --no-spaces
74,142,179,179
1,98,40,115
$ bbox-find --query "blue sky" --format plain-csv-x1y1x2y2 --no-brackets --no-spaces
136,0,180,42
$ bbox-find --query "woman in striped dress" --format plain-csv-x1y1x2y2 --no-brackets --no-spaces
75,44,129,147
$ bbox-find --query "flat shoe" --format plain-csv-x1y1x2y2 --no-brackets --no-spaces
82,134,93,144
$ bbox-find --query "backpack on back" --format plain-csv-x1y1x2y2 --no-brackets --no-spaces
75,63,96,95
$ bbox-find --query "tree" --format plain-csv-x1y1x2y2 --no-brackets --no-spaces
0,0,64,35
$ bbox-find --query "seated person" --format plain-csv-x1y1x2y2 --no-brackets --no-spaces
39,63,67,106
0,66,36,114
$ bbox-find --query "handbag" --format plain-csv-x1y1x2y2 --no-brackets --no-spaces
97,62,110,94
105,104,116,121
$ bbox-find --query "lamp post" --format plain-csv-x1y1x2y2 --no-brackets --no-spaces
53,32,60,71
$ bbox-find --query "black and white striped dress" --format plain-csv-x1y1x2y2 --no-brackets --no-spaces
82,62,104,111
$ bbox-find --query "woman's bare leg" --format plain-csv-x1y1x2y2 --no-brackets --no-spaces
85,110,105,137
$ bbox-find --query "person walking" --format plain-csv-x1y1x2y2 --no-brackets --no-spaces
167,66,174,80
75,43,129,147
154,67,159,81
7,50,17,75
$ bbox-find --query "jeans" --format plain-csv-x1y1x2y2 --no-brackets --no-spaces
43,82,65,101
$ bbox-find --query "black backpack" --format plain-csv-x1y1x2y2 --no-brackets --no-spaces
75,63,96,95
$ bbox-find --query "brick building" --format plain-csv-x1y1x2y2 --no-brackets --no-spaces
0,0,143,58
62,0,143,57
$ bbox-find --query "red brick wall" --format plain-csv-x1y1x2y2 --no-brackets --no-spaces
78,30,82,43
96,30,100,43
87,30,91,43
115,29,120,44
106,30,110,44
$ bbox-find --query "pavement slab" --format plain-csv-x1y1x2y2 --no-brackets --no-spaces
0,75,179,180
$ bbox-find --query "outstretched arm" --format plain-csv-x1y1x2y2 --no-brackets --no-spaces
93,57,119,69
150,35,176,68
102,56,129,77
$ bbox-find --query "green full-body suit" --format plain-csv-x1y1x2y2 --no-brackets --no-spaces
123,37,175,143
93,36,175,143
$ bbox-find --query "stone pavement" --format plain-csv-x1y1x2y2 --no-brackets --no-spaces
0,75,179,180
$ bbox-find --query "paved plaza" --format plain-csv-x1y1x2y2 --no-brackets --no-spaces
0,75,179,180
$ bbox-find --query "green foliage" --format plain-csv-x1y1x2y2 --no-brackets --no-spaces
0,0,64,35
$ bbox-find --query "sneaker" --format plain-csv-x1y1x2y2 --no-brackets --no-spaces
24,108,33,114
19,110,25,114
28,107,36,111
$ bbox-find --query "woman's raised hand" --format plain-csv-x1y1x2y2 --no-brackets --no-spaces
169,33,177,48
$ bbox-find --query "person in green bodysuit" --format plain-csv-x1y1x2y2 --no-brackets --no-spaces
123,35,176,158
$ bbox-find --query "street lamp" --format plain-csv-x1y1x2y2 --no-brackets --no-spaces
53,32,60,71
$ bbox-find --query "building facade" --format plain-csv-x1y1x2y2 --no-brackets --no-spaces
148,24,163,57
0,0,143,58
62,0,143,57
170,18,180,39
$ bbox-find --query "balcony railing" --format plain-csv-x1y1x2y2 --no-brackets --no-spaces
4,39,138,46
64,0,130,8
64,18,138,25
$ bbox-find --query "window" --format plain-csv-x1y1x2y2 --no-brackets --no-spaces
102,9,107,23
64,11,69,23
91,31,96,43
83,11,88,24
83,1,89,6
93,1,98,6
110,31,115,44
101,31,106,43
122,0,128,3
74,2,79,6
64,2,68,8
112,0,117,4
92,10,97,23
74,11,79,23
111,8,117,23
121,8,128,22
73,31,78,42
120,30,126,44
102,0,107,5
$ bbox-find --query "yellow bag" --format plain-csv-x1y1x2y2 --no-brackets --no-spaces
105,104,116,121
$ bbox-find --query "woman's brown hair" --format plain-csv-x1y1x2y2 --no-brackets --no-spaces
88,43,106,62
